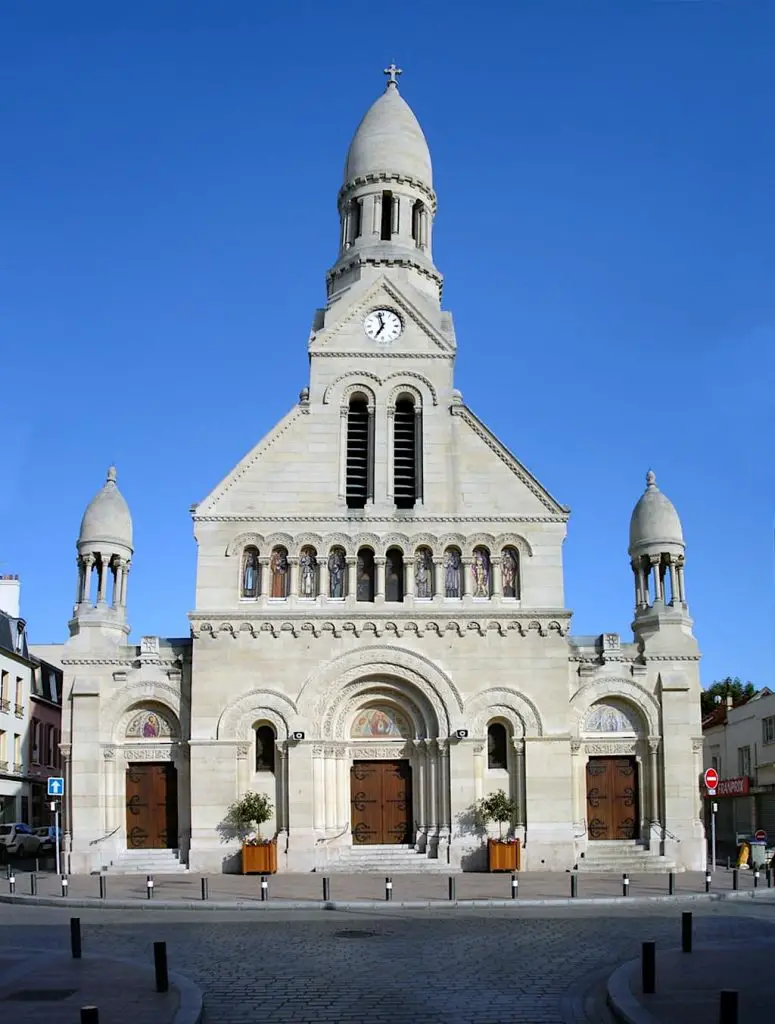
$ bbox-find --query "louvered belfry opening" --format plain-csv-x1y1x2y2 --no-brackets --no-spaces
346,394,372,508
394,397,420,509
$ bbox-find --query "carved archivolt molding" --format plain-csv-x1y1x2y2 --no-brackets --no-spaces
384,372,438,406
494,533,533,558
353,532,381,552
464,688,542,738
226,533,265,557
102,679,186,743
216,688,297,741
322,532,352,555
264,532,294,550
569,677,660,737
437,532,467,551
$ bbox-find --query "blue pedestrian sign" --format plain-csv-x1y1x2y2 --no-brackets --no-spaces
47,777,64,798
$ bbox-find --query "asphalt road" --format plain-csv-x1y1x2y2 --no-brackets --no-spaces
1,900,773,1023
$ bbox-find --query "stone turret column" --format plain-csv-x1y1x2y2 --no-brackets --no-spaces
404,558,415,598
346,558,358,599
432,558,444,601
375,557,386,602
318,558,329,599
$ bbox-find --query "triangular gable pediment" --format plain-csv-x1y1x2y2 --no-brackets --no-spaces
308,275,455,357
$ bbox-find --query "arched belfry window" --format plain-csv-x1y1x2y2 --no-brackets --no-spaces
394,395,422,508
487,723,508,770
385,547,404,603
254,724,276,773
411,199,426,248
356,548,375,602
346,393,374,508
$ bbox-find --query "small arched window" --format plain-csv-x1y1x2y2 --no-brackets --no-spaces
487,723,508,770
356,548,375,602
394,395,422,508
501,547,520,599
269,547,289,599
346,393,373,508
299,546,318,598
411,199,425,247
385,547,404,603
443,547,462,598
380,190,394,240
328,546,346,598
241,546,260,598
255,724,276,773
348,197,362,243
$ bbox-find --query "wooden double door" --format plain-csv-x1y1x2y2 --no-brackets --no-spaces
125,763,178,849
350,760,412,844
586,756,640,840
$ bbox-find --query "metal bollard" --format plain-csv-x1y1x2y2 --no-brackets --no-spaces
571,873,577,899
719,989,739,1024
8,873,15,895
705,871,711,894
732,868,739,891
681,911,692,953
510,873,518,899
99,874,107,899
153,941,169,993
754,868,760,892
70,917,82,959
726,855,731,870
61,875,69,898
201,877,208,901
668,872,675,896
80,1007,99,1024
448,876,456,901
35,857,39,875
30,873,37,896
385,876,393,902
146,874,154,900
322,876,330,901
641,941,656,995
622,873,630,897
260,875,268,901
5,863,10,880
767,867,772,889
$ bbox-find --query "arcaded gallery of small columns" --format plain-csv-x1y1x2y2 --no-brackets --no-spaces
230,533,527,604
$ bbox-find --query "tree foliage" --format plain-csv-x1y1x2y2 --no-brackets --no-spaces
475,789,517,839
222,792,274,843
701,677,757,718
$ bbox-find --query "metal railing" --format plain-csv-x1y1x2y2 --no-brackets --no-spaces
646,819,682,843
89,825,121,847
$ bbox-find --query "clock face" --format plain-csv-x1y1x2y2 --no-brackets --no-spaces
363,308,402,343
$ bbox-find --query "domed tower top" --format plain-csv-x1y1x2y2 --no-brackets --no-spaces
78,465,133,554
344,65,433,188
628,470,687,615
71,466,133,637
328,65,442,304
628,470,684,559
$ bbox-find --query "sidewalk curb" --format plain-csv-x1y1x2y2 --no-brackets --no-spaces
1,889,771,912
607,956,653,1024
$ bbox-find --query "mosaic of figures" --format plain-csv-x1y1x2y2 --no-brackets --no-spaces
237,538,523,602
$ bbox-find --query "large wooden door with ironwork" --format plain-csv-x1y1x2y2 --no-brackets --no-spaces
350,760,412,844
586,757,639,840
125,763,178,849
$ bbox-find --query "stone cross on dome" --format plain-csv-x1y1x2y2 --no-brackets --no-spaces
383,62,403,87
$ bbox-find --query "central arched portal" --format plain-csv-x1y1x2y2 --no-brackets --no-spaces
314,673,451,857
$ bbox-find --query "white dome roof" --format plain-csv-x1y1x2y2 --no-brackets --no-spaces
78,466,133,550
628,470,684,556
344,82,432,186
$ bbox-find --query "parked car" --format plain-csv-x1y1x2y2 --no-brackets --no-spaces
33,826,61,852
0,823,42,858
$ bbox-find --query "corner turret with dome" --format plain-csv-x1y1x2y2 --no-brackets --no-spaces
327,65,441,304
69,465,133,641
628,469,688,618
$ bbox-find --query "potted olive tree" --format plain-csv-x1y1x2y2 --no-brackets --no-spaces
476,789,520,871
223,792,276,874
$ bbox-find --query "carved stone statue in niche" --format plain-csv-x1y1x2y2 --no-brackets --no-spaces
472,548,490,597
270,548,289,598
415,548,432,599
242,548,259,598
299,549,317,597
444,549,462,598
328,548,345,598
501,547,518,598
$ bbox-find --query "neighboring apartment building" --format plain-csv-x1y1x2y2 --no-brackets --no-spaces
703,688,775,848
0,575,63,826
0,576,32,823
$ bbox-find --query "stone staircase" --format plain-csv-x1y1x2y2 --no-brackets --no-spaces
101,848,188,875
575,840,679,874
319,844,449,873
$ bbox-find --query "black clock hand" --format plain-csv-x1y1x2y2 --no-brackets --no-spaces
375,313,384,336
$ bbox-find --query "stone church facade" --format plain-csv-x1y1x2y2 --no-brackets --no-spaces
42,69,706,874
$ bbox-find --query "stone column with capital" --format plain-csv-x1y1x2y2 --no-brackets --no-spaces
668,559,679,606
677,560,686,604
338,405,348,499
650,556,663,603
513,738,526,828
275,744,288,840
438,739,450,839
413,740,427,850
96,556,109,604
375,556,386,603
258,558,270,599
432,558,444,602
491,557,502,599
403,558,415,598
346,558,357,600
289,558,299,599
648,739,661,825
318,558,329,600
463,558,475,599
113,559,125,608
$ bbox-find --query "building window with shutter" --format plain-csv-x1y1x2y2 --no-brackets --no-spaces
763,717,775,745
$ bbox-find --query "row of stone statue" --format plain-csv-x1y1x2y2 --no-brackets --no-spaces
241,545,520,601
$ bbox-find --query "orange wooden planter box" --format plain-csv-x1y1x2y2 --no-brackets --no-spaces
242,841,277,875
488,838,520,872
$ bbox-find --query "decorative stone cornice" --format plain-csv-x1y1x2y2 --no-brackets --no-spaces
189,613,571,640
193,514,568,524
338,171,437,211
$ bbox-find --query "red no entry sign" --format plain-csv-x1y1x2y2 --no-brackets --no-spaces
755,830,767,842
704,768,719,791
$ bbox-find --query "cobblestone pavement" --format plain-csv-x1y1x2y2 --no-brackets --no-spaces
0,901,773,1023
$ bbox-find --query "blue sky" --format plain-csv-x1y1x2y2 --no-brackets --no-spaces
2,1,773,686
